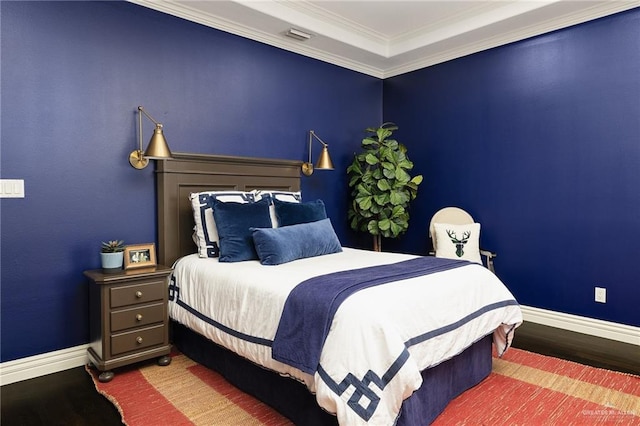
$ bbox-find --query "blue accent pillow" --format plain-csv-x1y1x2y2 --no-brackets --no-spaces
251,218,342,265
252,190,302,227
213,198,272,262
274,199,327,227
190,191,256,258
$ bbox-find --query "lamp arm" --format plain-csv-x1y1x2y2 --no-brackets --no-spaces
308,130,328,165
138,106,161,126
137,105,164,153
138,107,144,153
310,130,328,147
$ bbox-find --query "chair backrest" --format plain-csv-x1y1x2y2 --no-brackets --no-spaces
429,207,474,251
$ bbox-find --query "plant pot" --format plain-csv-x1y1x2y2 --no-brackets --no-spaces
101,252,124,270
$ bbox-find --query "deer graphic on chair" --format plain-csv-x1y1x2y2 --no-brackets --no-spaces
446,229,471,258
429,207,497,273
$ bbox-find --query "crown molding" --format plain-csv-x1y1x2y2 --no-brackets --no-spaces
128,0,386,77
127,1,639,79
383,1,639,78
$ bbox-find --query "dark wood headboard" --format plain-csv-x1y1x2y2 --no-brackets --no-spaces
155,152,302,266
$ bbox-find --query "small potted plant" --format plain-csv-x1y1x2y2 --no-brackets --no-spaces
101,240,125,270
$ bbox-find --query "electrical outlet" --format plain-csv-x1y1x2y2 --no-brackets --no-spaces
595,287,606,303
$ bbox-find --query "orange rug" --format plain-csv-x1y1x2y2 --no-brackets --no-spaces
87,349,640,425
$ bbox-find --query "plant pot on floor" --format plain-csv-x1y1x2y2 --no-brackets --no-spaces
101,252,124,270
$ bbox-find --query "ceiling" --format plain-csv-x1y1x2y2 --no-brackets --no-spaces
128,0,638,78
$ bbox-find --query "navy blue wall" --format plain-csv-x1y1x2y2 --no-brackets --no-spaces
2,1,638,363
0,1,381,362
383,9,640,327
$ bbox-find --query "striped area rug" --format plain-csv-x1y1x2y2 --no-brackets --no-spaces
87,348,640,425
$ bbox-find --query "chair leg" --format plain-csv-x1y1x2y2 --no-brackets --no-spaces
487,258,495,274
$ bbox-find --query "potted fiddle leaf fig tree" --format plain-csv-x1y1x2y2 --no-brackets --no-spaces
347,123,423,252
101,240,125,270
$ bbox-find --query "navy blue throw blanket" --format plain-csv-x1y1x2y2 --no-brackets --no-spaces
271,256,469,375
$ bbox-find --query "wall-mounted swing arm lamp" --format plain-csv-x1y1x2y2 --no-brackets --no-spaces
129,106,173,169
301,130,334,176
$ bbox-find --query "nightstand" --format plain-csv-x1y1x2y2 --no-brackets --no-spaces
85,265,173,382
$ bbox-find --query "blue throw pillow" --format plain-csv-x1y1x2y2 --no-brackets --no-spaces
252,218,342,265
274,199,327,227
190,191,256,258
213,198,272,262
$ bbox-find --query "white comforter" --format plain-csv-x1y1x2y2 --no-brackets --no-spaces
168,248,522,425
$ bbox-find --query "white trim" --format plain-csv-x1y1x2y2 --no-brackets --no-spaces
521,305,640,346
126,0,639,79
1,308,637,385
127,0,386,78
382,1,640,78
0,344,89,386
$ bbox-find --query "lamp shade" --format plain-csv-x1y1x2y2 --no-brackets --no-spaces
316,146,334,170
144,124,172,159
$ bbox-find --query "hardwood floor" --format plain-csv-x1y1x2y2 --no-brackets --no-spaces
1,322,638,425
512,322,639,375
0,365,122,426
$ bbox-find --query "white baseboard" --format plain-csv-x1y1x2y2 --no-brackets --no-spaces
1,308,638,386
0,344,89,386
520,305,640,346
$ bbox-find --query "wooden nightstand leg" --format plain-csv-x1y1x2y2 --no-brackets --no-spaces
157,355,171,366
98,371,115,383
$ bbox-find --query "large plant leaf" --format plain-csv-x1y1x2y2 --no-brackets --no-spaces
398,159,413,169
390,221,404,236
367,220,380,235
389,189,410,206
385,139,399,151
356,183,372,196
377,179,391,191
377,128,392,141
378,218,391,231
395,167,410,182
374,193,390,205
361,172,376,185
347,159,363,174
357,195,373,210
382,167,395,179
365,153,379,165
390,205,406,218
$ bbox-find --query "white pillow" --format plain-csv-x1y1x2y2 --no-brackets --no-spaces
190,191,256,258
433,222,482,264
251,190,301,227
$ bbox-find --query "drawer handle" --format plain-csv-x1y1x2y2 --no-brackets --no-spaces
136,336,143,344
135,291,143,298
136,314,143,321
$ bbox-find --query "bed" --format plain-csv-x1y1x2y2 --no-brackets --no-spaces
156,153,522,425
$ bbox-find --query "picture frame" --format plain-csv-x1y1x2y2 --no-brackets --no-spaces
124,243,157,269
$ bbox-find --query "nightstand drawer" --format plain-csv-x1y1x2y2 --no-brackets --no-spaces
110,303,165,332
111,324,165,356
110,281,165,308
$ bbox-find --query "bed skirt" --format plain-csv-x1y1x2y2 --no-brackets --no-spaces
170,321,492,425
